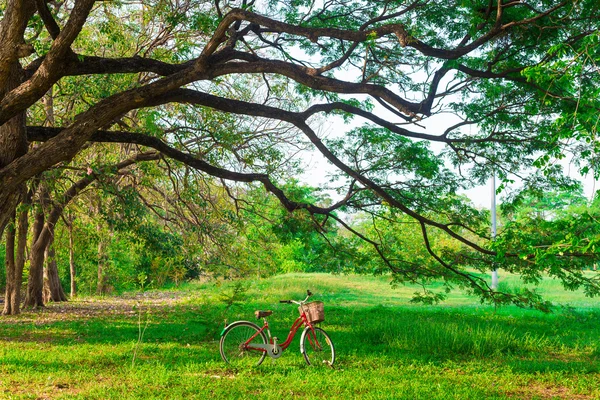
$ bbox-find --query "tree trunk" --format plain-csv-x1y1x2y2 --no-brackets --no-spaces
42,87,55,127
68,215,77,298
0,186,23,242
23,204,45,309
95,192,107,296
0,1,34,239
43,233,67,303
3,189,32,315
0,62,27,241
11,199,29,313
97,226,106,295
3,214,17,315
25,240,46,309
0,10,32,313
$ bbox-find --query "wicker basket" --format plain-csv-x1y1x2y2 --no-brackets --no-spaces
300,301,324,324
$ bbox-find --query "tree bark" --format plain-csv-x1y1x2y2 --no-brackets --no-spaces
42,86,55,127
43,233,67,303
0,63,28,240
0,11,31,286
39,71,67,303
23,202,45,309
0,0,35,239
3,214,17,315
3,188,32,315
12,196,30,313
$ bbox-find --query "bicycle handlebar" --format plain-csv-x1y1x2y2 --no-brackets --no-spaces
279,289,313,305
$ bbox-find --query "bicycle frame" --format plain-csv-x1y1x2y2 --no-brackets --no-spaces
244,310,317,354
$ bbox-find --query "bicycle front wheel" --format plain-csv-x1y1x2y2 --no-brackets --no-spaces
220,321,267,367
300,326,335,367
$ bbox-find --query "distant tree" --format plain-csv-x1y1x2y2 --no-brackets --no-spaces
220,181,345,277
495,183,600,298
17,151,160,309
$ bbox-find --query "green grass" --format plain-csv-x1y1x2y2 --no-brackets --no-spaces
1,272,600,399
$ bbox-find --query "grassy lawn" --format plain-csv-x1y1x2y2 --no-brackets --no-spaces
1,272,599,399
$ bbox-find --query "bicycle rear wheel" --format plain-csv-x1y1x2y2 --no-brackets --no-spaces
220,321,267,367
300,326,335,366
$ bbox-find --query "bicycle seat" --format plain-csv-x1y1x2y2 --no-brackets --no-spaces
255,310,273,319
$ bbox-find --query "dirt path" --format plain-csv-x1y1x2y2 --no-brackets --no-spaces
0,290,193,324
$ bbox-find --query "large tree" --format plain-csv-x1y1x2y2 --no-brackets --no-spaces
1,0,599,310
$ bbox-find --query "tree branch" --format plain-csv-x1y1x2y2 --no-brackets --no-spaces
0,0,96,123
25,126,344,216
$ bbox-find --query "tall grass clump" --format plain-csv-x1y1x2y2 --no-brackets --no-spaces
336,305,561,361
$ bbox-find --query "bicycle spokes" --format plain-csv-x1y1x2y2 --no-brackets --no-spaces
307,331,323,351
220,322,267,367
301,327,335,366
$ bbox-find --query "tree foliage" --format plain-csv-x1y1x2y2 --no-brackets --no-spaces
0,0,599,310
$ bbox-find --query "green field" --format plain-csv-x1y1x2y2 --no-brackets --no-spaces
1,272,599,399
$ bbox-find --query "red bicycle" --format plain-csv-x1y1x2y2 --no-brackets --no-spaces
219,290,335,367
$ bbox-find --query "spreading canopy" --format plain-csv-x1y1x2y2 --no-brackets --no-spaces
1,0,599,308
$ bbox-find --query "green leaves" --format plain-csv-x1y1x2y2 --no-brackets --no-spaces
329,125,464,212
491,186,600,304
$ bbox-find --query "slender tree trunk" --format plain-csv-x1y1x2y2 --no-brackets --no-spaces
3,214,17,315
43,233,67,303
95,193,107,295
42,246,51,303
97,224,106,295
0,186,22,242
11,198,30,314
42,87,55,127
68,215,77,298
38,82,67,303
